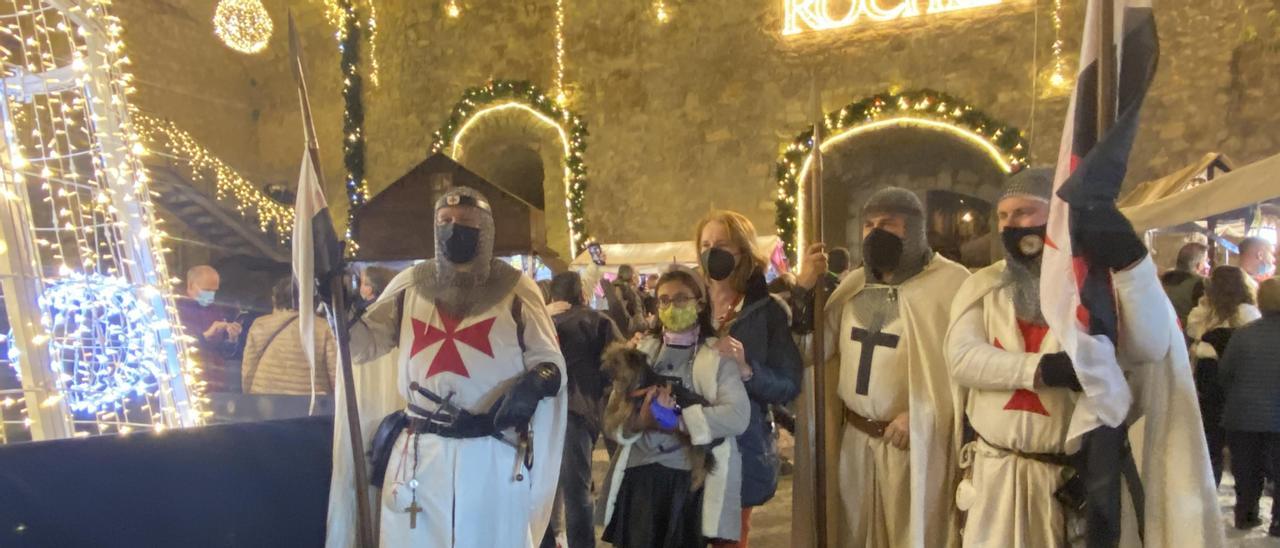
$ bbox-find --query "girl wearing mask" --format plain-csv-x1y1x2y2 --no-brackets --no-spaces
1187,265,1261,486
599,268,751,547
695,210,804,546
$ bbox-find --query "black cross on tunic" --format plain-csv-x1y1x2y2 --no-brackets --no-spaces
850,326,901,395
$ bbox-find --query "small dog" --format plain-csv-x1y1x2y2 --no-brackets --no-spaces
602,343,720,489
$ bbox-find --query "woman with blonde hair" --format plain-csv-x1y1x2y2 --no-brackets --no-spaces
1186,265,1260,487
694,210,803,546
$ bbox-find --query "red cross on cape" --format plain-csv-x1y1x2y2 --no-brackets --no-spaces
410,307,496,380
993,320,1052,417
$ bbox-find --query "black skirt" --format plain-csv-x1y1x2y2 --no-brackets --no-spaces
602,463,705,548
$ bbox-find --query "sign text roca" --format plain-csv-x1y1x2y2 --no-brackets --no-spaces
783,0,1004,35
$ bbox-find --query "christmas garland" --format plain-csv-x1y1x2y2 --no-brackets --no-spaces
430,80,591,255
774,89,1028,262
338,0,368,240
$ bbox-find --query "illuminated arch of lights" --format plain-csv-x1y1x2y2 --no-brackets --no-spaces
774,89,1028,261
431,80,590,255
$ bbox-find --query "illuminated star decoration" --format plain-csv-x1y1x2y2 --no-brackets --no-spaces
410,310,496,379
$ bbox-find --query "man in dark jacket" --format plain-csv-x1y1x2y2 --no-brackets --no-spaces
1220,278,1280,535
542,271,622,548
1160,242,1208,328
603,264,645,338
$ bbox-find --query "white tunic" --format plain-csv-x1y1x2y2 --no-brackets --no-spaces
838,305,908,422
946,262,1079,547
820,256,969,548
328,269,567,548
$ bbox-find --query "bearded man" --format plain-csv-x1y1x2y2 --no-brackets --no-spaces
800,187,968,547
327,186,567,547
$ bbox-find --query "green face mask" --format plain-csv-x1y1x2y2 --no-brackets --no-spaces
659,303,700,332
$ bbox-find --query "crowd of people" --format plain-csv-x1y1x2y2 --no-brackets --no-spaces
278,172,1269,547
175,264,403,401
1172,237,1280,534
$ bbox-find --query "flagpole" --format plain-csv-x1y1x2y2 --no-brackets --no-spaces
290,13,376,548
1097,0,1117,134
806,73,831,547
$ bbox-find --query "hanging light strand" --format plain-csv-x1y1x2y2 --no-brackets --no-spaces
553,0,567,106
655,0,670,23
1049,0,1068,89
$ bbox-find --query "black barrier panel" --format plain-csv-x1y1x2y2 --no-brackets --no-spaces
0,416,333,548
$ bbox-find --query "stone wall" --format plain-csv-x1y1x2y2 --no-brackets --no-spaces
121,0,1280,253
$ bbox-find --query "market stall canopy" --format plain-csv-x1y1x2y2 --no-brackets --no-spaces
571,235,781,270
352,153,556,263
1122,151,1280,232
1116,152,1233,209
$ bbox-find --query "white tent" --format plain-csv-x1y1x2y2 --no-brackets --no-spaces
1122,151,1280,232
571,235,782,271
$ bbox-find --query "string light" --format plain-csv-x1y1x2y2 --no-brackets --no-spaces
430,81,590,255
8,274,169,415
213,0,274,54
446,0,462,18
783,0,1002,35
554,0,567,106
317,0,373,240
774,89,1027,261
655,1,671,23
366,1,380,87
1049,0,1069,89
317,0,379,87
0,0,205,441
135,114,294,239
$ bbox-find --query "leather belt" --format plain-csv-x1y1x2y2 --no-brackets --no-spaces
845,408,891,438
406,412,496,439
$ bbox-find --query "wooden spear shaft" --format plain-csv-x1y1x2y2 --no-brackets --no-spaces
290,13,376,548
808,79,830,547
1098,0,1117,135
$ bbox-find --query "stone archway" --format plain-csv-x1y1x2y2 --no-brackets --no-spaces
431,81,590,258
774,89,1028,265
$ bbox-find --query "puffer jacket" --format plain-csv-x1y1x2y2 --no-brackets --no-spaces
1219,313,1280,432
241,310,337,395
726,270,804,506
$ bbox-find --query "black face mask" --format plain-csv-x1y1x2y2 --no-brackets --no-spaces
701,247,737,281
1001,224,1047,265
437,222,481,264
862,228,904,275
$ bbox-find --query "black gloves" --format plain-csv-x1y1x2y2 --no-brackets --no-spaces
1072,203,1147,270
1038,352,1083,392
493,362,561,431
668,381,709,409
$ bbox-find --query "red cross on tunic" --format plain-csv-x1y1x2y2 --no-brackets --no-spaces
993,319,1051,416
410,307,496,380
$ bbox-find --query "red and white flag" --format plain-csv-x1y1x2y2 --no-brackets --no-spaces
1042,0,1158,446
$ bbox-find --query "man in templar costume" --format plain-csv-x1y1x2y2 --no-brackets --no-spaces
326,186,567,547
946,168,1224,547
814,187,968,547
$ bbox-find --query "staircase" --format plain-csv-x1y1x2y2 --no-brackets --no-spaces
145,160,290,264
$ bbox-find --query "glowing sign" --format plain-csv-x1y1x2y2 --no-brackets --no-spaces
783,0,1003,35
